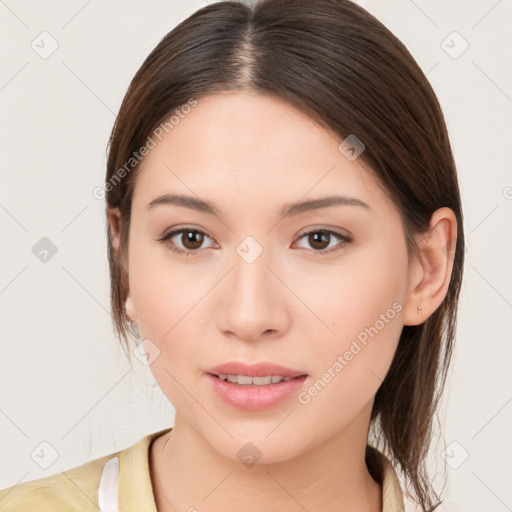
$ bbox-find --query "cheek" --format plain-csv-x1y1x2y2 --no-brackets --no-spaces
129,252,205,409
128,237,201,338
296,239,406,337
294,245,407,410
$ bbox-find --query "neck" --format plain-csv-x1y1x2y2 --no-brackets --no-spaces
150,406,382,512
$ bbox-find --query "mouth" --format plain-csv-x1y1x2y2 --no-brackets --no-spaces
207,373,308,386
204,363,309,411
205,360,308,381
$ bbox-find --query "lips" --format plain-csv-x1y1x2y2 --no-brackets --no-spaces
206,373,307,411
205,361,308,379
204,361,309,410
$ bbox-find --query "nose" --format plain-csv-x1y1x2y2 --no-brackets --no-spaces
216,246,290,343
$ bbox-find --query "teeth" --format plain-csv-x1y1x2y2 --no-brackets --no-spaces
253,376,272,385
217,374,295,385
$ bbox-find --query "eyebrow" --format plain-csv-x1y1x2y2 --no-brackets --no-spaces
146,193,370,217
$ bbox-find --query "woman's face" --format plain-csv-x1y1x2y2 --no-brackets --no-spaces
124,91,417,462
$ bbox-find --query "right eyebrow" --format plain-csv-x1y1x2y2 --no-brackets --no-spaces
147,193,221,216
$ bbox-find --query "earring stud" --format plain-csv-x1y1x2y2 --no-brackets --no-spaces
417,304,423,317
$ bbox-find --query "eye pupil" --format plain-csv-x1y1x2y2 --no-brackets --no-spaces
183,230,204,250
309,231,330,250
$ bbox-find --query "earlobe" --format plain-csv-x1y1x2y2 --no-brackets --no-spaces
125,294,137,323
403,207,457,326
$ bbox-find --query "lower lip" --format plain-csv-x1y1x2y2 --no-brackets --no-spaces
206,374,308,411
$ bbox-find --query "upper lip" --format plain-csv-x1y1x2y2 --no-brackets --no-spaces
205,361,308,378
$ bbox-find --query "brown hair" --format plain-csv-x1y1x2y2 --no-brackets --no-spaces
104,0,465,510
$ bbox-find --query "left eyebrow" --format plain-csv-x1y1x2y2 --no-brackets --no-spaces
279,195,371,217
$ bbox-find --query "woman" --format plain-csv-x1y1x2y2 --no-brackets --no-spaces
0,0,464,511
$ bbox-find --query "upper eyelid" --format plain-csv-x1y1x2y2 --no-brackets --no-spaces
158,227,216,246
295,226,352,239
160,227,213,240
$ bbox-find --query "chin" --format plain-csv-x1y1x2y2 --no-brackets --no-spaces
203,427,309,467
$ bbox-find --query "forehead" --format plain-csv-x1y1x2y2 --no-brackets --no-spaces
132,91,393,219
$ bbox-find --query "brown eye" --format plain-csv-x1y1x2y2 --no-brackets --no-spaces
295,229,352,255
157,228,215,256
307,231,330,250
180,230,205,250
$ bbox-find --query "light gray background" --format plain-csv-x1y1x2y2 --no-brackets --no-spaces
0,1,510,511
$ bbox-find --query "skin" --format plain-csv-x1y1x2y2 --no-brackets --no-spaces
108,91,457,512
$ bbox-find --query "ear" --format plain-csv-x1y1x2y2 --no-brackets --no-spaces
403,207,457,325
107,206,137,323
107,207,122,254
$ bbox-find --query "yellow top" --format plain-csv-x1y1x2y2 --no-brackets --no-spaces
0,427,405,511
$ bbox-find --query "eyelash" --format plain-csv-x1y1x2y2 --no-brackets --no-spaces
156,227,353,257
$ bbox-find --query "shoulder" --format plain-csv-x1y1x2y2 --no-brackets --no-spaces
0,427,171,512
0,450,119,512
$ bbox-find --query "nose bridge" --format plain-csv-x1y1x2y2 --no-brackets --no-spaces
217,236,288,340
